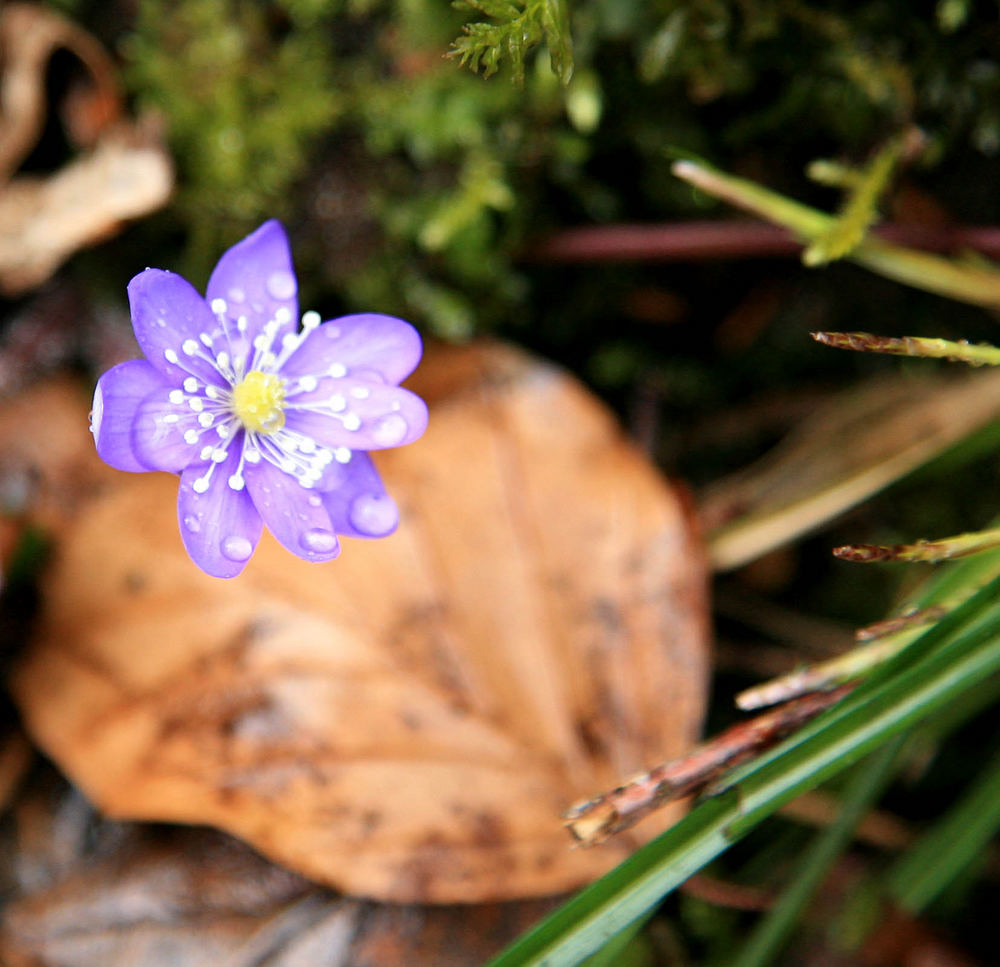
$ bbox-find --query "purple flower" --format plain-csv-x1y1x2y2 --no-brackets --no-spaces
90,221,427,578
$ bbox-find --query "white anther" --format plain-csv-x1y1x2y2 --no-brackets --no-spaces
211,298,227,314
200,445,214,460
328,362,347,378
237,316,248,332
299,375,318,392
244,449,262,463
216,351,230,369
164,349,179,364
189,398,204,412
216,424,231,438
163,414,180,424
342,413,361,431
192,477,210,494
198,412,214,428
169,389,184,404
275,306,292,323
182,339,199,356
328,394,346,411
183,376,199,393
183,429,199,445
281,333,299,351
205,385,220,399
199,332,214,347
211,448,227,463
228,474,245,491
333,447,351,463
302,310,321,329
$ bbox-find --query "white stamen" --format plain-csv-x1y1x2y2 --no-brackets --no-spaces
164,349,179,364
299,375,318,392
183,376,199,393
302,310,321,329
211,448,228,463
192,477,210,494
334,447,351,463
169,389,184,404
275,306,292,324
182,339,199,356
200,445,214,460
342,413,361,431
198,412,214,428
328,394,346,411
328,362,347,378
184,429,199,445
189,398,204,412
200,332,214,347
228,474,245,491
211,298,227,314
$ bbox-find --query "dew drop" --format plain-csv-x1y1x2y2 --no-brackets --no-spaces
299,528,338,555
221,535,253,562
183,514,201,534
266,270,297,301
371,413,408,446
348,494,399,537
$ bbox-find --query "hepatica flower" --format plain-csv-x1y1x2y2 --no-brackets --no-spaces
90,221,427,577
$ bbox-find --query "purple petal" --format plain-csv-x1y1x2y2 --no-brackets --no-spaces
284,378,428,452
132,390,239,474
206,220,299,348
281,314,423,386
243,459,340,563
320,453,400,539
91,360,174,472
128,270,225,385
177,449,263,578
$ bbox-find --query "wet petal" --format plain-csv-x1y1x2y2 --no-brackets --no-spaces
178,449,262,578
282,314,423,386
284,378,428,451
128,270,224,385
320,453,400,539
133,388,238,474
91,360,173,472
244,459,340,563
206,220,299,349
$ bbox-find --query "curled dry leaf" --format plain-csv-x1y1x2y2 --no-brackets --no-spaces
0,3,172,295
0,2,121,182
10,342,710,903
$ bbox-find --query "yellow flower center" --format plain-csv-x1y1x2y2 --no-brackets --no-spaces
231,370,286,434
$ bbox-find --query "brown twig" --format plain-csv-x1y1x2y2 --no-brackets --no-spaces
528,221,1000,264
565,685,854,846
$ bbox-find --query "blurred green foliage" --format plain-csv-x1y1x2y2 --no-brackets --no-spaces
110,0,1000,339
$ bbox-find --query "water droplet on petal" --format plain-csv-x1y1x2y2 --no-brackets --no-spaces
371,413,408,446
299,528,338,555
348,494,399,537
182,514,201,534
266,270,297,301
221,535,253,562
90,384,104,439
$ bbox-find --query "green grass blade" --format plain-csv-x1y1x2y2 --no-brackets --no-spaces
731,737,905,967
886,743,1000,913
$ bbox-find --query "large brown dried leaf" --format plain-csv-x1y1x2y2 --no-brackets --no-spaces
10,342,710,903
